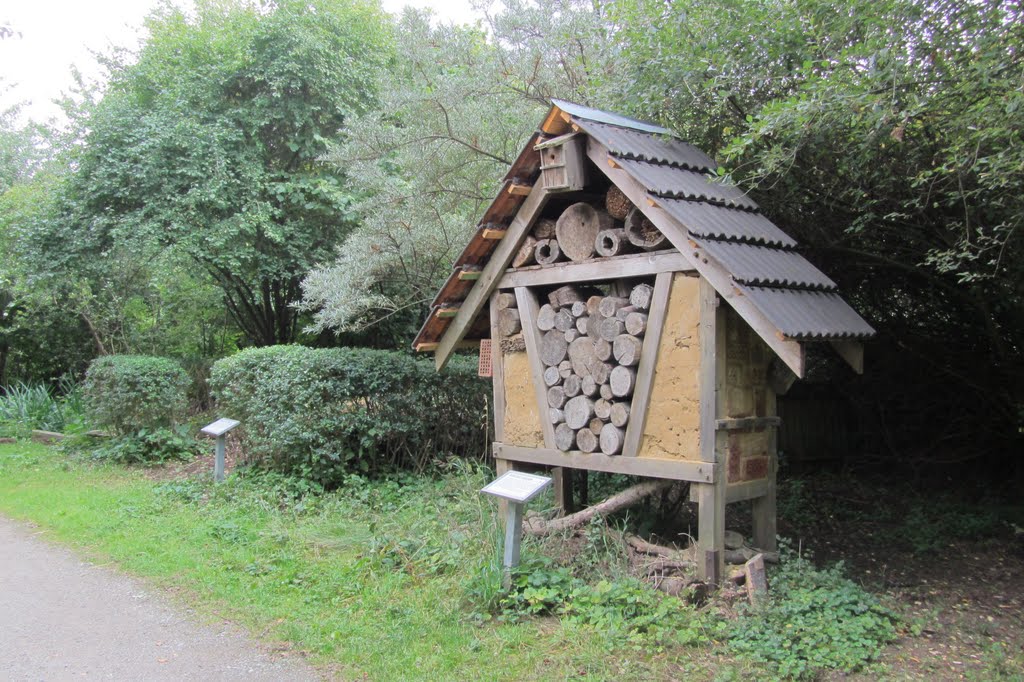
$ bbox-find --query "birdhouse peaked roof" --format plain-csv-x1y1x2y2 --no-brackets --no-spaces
413,100,875,378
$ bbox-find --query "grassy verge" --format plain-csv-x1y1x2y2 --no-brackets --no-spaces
0,442,726,680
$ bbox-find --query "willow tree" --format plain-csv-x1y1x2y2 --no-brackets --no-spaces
299,0,609,343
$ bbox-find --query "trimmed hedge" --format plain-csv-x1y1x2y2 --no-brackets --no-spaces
83,355,191,435
209,345,489,484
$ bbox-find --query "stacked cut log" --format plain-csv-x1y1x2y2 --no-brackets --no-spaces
496,291,525,353
538,281,654,455
510,187,667,269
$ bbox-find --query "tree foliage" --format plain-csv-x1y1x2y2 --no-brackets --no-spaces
299,1,607,339
34,0,391,347
602,0,1024,461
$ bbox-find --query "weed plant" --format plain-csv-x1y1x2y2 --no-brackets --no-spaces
0,379,90,437
727,539,899,679
87,426,202,465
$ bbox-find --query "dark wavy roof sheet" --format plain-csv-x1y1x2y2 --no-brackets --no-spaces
695,239,837,290
660,199,796,247
615,158,759,210
738,286,876,339
573,119,716,172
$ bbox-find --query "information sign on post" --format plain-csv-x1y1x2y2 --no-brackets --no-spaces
200,418,240,483
482,471,552,585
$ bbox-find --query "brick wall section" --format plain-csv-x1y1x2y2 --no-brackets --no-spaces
723,308,774,483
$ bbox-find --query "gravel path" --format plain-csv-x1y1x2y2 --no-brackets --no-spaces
0,515,319,681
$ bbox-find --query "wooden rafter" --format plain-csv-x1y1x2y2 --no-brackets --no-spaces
434,182,550,370
585,137,807,378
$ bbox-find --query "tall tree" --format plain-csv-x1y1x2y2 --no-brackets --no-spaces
299,1,607,340
603,0,1024,462
37,0,390,346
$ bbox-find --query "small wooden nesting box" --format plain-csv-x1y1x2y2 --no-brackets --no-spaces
413,100,875,582
536,133,586,192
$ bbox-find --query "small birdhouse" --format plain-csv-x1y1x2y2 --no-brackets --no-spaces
536,133,586,192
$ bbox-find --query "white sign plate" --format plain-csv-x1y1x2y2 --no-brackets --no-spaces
481,471,552,504
201,418,240,437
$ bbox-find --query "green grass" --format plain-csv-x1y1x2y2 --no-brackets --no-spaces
0,443,714,680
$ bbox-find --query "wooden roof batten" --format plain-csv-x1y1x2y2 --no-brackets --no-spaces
420,100,874,377
433,179,549,371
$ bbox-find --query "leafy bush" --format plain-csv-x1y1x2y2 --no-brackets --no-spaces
89,426,201,465
83,355,190,435
492,557,721,649
209,345,489,484
728,542,898,679
0,379,90,437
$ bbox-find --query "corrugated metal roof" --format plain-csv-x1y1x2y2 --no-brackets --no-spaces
738,286,876,339
660,199,796,247
551,99,670,135
572,119,716,172
615,158,759,211
695,239,836,290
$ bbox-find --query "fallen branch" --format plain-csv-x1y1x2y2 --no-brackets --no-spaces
642,558,695,575
524,479,674,535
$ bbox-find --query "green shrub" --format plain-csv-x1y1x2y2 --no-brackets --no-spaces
209,345,489,484
83,355,190,435
0,379,90,437
728,542,898,679
89,426,201,465
490,557,721,649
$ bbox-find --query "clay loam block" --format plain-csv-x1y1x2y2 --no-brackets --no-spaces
502,350,544,447
639,274,701,460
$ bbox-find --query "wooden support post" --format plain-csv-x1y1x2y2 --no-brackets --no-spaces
752,388,778,551
696,278,726,584
489,293,506,443
552,468,574,515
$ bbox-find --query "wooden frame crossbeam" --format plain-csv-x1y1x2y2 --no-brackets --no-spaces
494,444,716,483
497,251,692,288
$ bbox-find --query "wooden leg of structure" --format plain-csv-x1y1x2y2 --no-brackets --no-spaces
751,455,778,551
552,467,574,515
696,479,726,584
495,457,513,518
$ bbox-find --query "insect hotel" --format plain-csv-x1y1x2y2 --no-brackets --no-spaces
413,101,874,583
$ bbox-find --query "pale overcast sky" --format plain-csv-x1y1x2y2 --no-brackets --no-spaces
0,0,482,125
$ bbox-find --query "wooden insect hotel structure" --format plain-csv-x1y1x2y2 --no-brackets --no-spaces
413,101,875,582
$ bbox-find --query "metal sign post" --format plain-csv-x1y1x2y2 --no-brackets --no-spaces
200,418,240,483
481,471,552,587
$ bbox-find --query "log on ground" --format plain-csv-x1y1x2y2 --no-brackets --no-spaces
524,479,674,535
